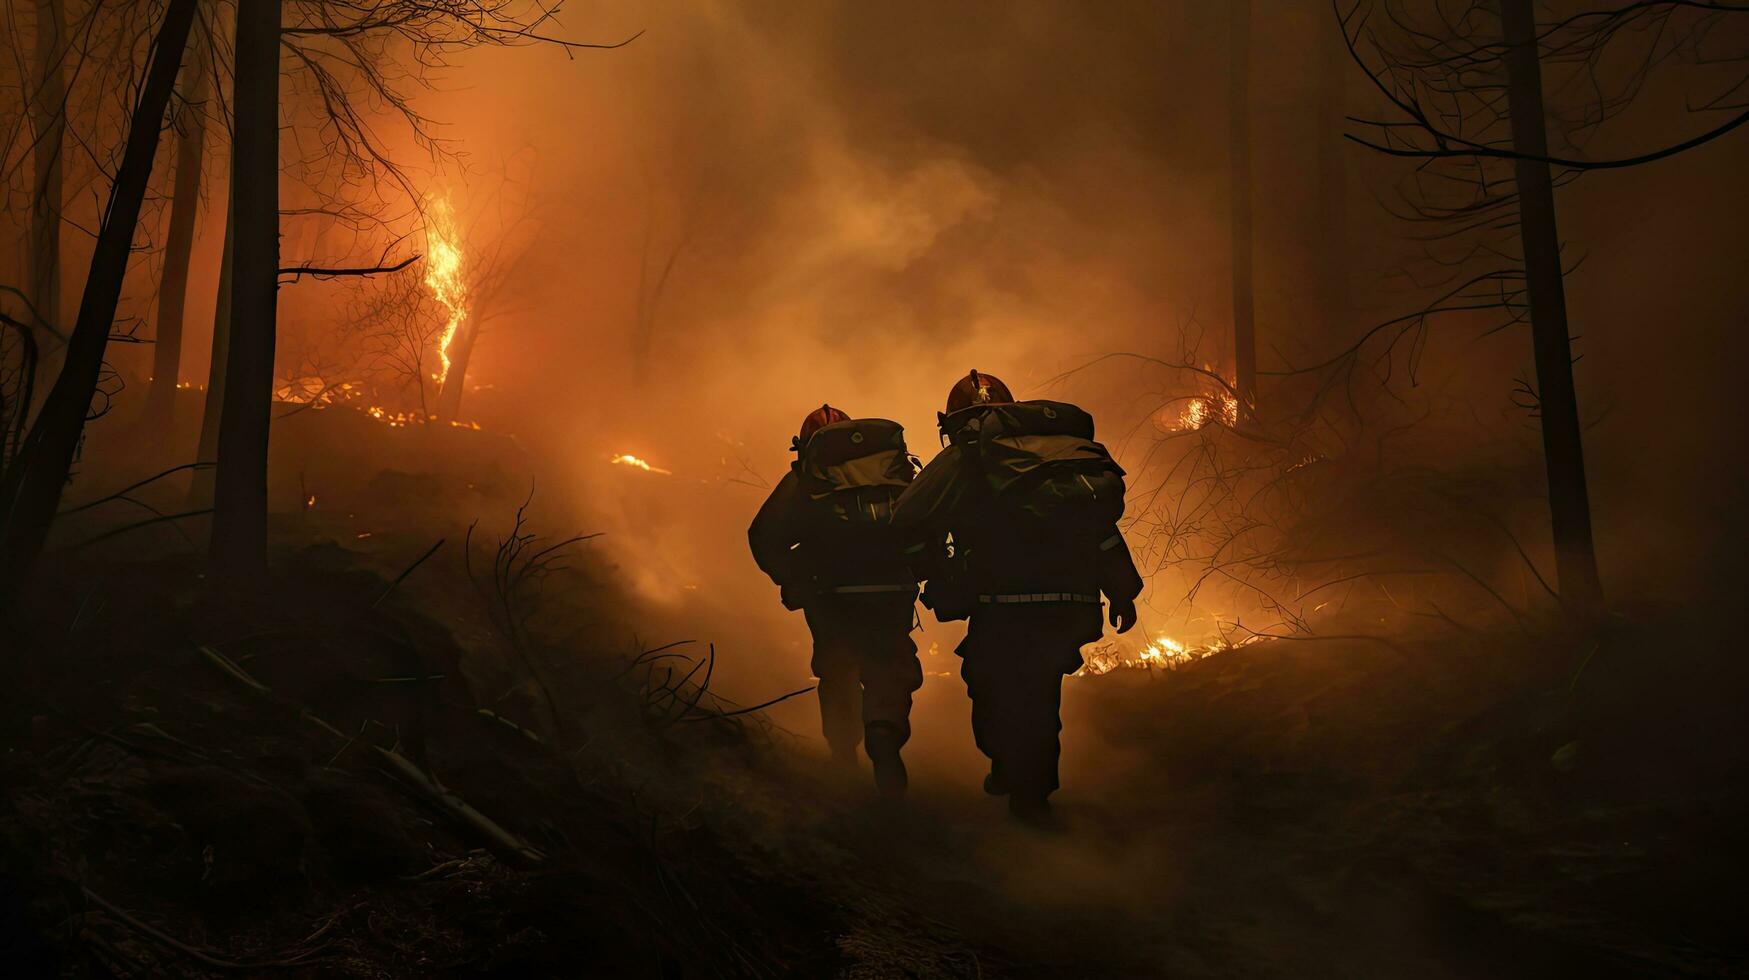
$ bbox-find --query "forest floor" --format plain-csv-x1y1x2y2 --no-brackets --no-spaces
1,468,1745,977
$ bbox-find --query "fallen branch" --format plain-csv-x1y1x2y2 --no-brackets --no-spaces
476,707,544,745
196,645,547,866
82,887,330,969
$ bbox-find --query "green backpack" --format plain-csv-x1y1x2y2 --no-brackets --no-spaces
795,418,917,525
942,400,1126,527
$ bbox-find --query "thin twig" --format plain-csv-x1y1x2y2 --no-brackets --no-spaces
372,538,445,607
72,508,212,550
679,685,817,721
57,461,214,515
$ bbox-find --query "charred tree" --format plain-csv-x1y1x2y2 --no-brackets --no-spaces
433,316,474,424
209,0,279,579
190,187,233,507
29,0,66,337
1329,0,1749,618
0,0,200,596
1316,0,1349,327
1229,0,1256,416
1497,0,1601,614
145,21,211,434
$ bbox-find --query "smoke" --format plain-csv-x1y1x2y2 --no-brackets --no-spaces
200,0,1739,734
28,0,1742,768
371,0,1267,749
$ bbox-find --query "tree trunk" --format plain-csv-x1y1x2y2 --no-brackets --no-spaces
0,0,199,597
145,23,210,433
1229,0,1256,415
1317,0,1349,328
208,0,279,580
30,0,65,336
1499,0,1603,615
190,184,233,506
433,317,475,424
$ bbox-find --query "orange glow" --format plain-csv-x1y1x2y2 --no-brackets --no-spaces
610,453,672,475
1079,630,1265,676
1173,389,1240,431
423,194,469,387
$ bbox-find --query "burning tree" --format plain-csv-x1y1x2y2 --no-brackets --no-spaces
424,178,536,425
0,1,633,599
424,194,469,420
319,170,537,426
207,2,634,582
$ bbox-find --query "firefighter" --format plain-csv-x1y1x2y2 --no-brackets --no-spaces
748,404,923,797
892,371,1143,822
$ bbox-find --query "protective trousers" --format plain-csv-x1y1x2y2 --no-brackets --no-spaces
804,593,922,756
957,603,1102,800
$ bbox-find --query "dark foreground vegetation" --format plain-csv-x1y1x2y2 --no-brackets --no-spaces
2,488,1742,978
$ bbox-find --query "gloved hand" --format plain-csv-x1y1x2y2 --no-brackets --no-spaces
1108,596,1138,634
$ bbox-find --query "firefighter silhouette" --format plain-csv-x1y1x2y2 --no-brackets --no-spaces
893,371,1143,822
748,405,922,796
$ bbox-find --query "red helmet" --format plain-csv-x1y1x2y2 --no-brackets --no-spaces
944,370,1013,415
798,403,850,444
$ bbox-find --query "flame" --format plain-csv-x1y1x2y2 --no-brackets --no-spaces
423,194,469,387
610,453,672,475
365,405,420,428
1151,377,1243,432
1136,635,1189,666
1174,390,1240,431
1078,630,1265,676
272,368,489,431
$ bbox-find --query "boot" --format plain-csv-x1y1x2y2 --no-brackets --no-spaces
982,764,1010,796
864,722,908,798
1007,792,1054,827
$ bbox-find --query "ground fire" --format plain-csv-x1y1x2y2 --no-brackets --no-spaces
610,453,672,474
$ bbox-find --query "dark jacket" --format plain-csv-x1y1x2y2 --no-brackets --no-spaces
890,407,1144,603
748,469,915,593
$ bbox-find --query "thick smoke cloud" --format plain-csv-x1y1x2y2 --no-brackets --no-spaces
314,0,1742,708
122,0,1749,735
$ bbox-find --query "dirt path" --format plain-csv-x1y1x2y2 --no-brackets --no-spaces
675,630,1742,979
